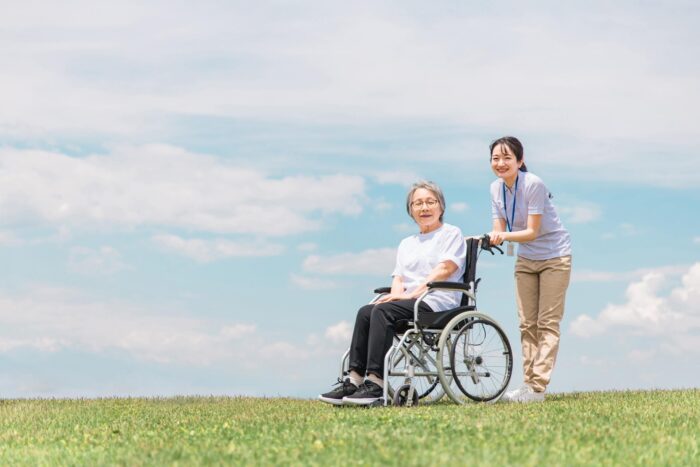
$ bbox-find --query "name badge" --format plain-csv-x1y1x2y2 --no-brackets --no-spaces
507,242,514,256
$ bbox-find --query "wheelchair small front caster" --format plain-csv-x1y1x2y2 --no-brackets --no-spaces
393,384,419,407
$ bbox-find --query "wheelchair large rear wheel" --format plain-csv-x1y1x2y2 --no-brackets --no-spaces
437,312,512,404
450,318,512,401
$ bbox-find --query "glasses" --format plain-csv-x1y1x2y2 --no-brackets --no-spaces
411,199,439,209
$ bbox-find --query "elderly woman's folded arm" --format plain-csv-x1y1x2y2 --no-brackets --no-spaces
376,260,458,304
407,259,459,299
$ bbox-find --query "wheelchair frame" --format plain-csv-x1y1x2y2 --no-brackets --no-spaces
340,235,513,406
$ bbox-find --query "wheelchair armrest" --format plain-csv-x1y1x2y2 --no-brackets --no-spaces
413,282,477,326
373,287,391,294
426,281,471,292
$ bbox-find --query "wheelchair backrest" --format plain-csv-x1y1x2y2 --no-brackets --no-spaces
460,237,480,306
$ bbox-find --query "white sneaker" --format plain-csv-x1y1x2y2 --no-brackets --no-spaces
513,386,545,403
501,385,529,402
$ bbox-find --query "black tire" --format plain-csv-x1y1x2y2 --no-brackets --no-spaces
387,337,443,403
393,384,419,407
449,318,512,402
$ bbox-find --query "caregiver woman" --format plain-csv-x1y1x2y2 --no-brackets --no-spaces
487,136,572,403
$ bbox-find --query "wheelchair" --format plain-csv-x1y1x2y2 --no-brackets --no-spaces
339,235,513,406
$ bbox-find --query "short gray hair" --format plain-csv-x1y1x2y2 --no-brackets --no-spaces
405,180,446,222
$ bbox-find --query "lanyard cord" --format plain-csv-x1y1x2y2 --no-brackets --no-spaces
502,175,519,232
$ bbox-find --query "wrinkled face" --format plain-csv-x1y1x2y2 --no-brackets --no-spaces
490,143,522,182
410,188,443,232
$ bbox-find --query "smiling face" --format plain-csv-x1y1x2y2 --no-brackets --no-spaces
490,143,523,186
410,187,444,233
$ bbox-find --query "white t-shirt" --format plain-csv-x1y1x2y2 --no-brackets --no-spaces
490,171,572,260
391,223,467,312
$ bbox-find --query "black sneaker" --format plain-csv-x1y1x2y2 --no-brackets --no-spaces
342,379,383,405
319,379,358,405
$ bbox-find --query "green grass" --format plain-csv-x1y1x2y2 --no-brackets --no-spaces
0,390,698,465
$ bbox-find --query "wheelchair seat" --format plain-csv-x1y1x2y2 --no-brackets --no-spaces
394,305,476,334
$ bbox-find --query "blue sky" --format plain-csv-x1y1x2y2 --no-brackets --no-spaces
1,1,699,398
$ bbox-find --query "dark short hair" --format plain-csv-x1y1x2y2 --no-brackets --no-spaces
490,136,528,172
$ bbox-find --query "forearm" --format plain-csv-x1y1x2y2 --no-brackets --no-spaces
407,262,455,299
502,228,538,243
389,276,404,295
490,215,541,244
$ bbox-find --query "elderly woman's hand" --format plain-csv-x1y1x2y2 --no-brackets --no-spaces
375,292,412,304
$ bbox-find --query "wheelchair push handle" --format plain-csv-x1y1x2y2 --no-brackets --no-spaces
480,234,504,255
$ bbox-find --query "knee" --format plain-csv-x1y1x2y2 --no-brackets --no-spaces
356,304,374,323
370,303,392,320
519,318,538,334
537,317,561,334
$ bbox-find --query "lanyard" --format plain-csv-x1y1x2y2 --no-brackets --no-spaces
502,175,518,232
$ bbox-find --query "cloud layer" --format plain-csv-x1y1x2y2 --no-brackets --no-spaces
0,2,698,186
0,285,348,367
570,263,700,355
302,248,396,276
0,145,366,236
153,234,285,262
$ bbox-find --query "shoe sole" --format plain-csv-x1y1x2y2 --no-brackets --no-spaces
342,396,381,405
318,395,346,405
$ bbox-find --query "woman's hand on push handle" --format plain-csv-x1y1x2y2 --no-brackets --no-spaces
488,230,507,246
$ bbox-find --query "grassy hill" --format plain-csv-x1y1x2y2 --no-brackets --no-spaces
1,389,698,465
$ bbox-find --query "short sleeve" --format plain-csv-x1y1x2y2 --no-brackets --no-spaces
437,227,466,271
391,240,404,277
491,181,505,220
525,178,546,215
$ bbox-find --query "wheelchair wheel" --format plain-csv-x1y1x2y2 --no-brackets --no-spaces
387,336,444,404
393,384,419,407
437,312,512,404
450,318,513,402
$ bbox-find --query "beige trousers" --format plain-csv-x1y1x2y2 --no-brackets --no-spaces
514,255,571,392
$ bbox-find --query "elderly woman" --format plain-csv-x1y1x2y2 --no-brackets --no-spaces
319,181,466,406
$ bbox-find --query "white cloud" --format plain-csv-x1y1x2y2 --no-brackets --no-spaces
0,285,343,366
572,265,689,283
153,234,284,262
450,202,469,213
0,230,22,246
372,171,421,186
290,274,337,291
305,321,353,357
324,321,352,344
694,236,700,244
0,145,366,236
601,223,640,239
303,248,396,276
1,3,696,185
0,285,239,364
570,263,700,356
559,202,601,224
68,246,128,275
373,199,393,212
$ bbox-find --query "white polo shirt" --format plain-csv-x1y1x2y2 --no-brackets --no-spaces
490,172,572,260
391,223,467,312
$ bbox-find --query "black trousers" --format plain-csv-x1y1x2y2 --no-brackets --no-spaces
348,299,433,378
